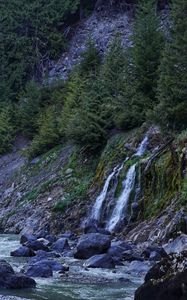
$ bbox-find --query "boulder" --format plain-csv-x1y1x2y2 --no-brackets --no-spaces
11,246,35,257
135,269,187,300
51,238,70,253
143,245,168,260
28,258,68,272
128,261,151,274
25,240,49,252
2,274,36,289
0,260,36,289
135,253,187,300
74,233,111,259
84,254,115,269
20,234,37,245
35,250,60,258
25,262,52,278
0,260,14,276
164,234,187,254
107,241,132,264
122,250,144,262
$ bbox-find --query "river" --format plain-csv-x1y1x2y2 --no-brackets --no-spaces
0,234,143,300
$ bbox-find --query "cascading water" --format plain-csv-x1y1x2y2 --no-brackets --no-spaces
106,164,136,232
106,135,149,232
90,165,121,222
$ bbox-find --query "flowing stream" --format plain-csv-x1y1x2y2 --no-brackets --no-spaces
0,235,143,300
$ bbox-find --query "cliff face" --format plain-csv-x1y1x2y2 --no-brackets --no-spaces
0,124,186,244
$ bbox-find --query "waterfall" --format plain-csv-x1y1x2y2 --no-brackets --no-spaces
90,166,119,222
135,135,149,157
106,134,149,232
106,164,136,232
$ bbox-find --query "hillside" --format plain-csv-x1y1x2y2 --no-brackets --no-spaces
0,1,187,300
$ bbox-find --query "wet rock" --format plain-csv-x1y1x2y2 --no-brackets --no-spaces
35,250,60,258
0,260,36,289
143,245,168,261
0,260,14,276
25,240,49,252
123,250,144,262
28,258,67,272
74,233,111,259
84,254,115,269
107,241,132,264
60,232,74,239
37,238,51,247
135,253,187,300
11,246,35,257
51,238,70,253
164,234,187,254
20,234,37,245
45,235,57,244
2,274,36,289
25,261,53,278
128,261,151,274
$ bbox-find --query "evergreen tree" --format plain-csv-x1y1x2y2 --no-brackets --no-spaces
0,106,14,154
27,106,60,158
132,0,164,103
155,0,187,131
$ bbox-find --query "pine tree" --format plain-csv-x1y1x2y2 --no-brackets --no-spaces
155,0,187,131
132,0,164,103
27,106,60,158
0,106,14,154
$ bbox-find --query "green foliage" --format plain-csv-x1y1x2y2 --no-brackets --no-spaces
0,106,14,154
132,0,164,102
18,81,41,137
155,0,187,132
180,176,187,206
27,106,61,158
0,0,80,103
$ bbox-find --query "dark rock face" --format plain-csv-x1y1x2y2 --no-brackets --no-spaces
25,262,53,278
135,253,187,300
74,233,111,259
20,234,37,245
0,260,36,289
11,246,35,257
51,238,70,253
143,245,168,261
84,254,115,269
25,240,49,252
107,241,133,264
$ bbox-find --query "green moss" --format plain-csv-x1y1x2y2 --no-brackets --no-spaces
141,149,182,219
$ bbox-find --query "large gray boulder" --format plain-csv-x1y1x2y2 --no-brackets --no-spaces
0,260,36,289
74,233,111,259
84,254,115,269
51,238,70,253
25,261,52,278
11,246,35,257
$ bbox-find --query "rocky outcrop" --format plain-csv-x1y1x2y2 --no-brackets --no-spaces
74,233,111,259
135,251,187,300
